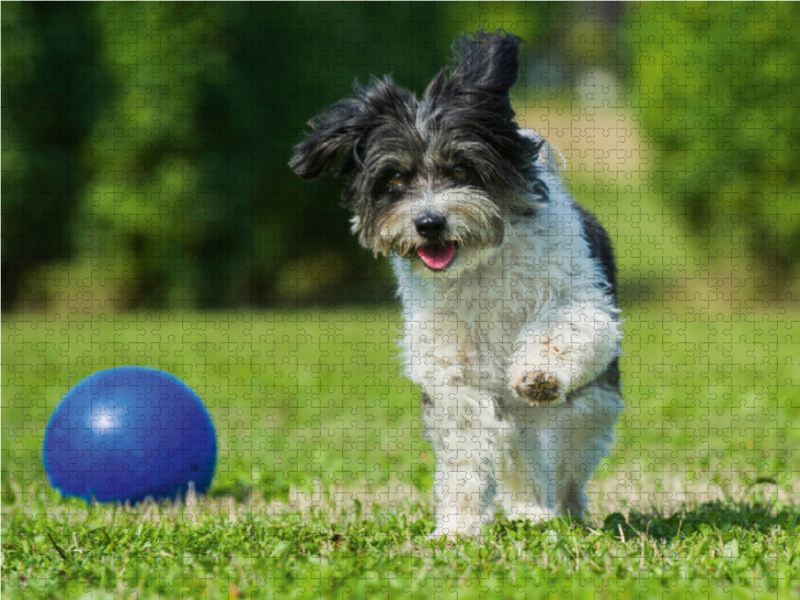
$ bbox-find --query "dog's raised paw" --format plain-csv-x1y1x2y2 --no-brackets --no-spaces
511,372,564,405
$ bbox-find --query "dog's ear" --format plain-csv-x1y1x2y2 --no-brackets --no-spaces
289,97,364,180
290,77,414,180
424,29,522,122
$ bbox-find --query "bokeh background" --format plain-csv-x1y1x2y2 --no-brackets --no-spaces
5,2,799,312
4,2,800,518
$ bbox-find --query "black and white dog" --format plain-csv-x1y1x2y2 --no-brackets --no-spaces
290,30,623,537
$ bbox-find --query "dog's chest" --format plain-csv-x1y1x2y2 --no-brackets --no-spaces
437,276,528,344
402,267,541,387
421,237,555,348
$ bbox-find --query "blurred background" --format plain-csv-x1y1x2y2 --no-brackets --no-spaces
4,1,798,313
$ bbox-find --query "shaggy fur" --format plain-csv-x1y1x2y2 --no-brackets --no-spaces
290,29,623,537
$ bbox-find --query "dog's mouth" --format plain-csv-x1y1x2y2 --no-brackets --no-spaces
416,242,457,270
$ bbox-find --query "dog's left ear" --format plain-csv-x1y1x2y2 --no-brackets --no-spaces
424,29,523,122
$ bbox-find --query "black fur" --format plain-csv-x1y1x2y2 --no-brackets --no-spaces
574,202,621,393
289,77,416,181
575,203,618,301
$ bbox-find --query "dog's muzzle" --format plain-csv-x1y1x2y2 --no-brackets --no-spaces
413,213,457,270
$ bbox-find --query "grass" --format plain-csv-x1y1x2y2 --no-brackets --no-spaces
3,300,800,599
4,494,800,599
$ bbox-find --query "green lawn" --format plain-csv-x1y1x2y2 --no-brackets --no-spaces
3,303,800,599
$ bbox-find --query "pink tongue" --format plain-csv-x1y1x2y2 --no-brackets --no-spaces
417,242,456,270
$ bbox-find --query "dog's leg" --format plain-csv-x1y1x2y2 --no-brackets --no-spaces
502,296,622,522
549,384,624,517
508,300,620,406
495,407,558,523
495,386,622,523
422,386,499,538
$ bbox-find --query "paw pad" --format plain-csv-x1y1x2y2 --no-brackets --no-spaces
513,372,562,404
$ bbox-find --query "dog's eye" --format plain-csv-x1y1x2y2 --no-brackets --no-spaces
453,166,468,180
389,172,407,187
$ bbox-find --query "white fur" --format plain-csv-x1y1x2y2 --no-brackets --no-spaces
391,132,623,537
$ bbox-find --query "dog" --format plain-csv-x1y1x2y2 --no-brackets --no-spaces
290,29,623,537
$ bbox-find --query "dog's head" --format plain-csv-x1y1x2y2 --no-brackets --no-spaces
290,30,545,274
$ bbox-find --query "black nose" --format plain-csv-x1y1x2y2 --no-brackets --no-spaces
414,214,447,238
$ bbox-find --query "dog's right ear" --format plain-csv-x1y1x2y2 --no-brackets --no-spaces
290,77,414,180
289,96,364,180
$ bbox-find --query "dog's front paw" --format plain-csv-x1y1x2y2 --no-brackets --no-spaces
510,371,566,406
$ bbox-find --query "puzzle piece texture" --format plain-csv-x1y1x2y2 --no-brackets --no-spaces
3,4,799,598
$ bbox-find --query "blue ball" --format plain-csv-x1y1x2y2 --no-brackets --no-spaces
43,366,217,504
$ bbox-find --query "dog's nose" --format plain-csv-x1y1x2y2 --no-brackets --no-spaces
414,214,447,238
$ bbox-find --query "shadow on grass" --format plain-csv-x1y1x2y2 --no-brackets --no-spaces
489,496,800,543
602,498,800,541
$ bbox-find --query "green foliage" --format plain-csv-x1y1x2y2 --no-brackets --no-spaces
5,3,798,309
3,3,450,309
2,3,115,304
624,3,800,285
